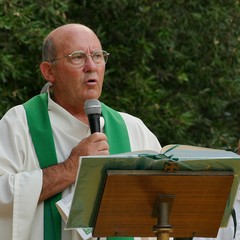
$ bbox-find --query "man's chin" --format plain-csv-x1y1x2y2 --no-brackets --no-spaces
85,89,101,100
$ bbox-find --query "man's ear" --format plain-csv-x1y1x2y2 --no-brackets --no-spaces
39,62,55,83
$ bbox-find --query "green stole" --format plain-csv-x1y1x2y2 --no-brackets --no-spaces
23,93,132,240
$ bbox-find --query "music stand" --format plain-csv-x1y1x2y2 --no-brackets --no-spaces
93,170,233,240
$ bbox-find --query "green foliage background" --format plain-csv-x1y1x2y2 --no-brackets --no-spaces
1,0,240,150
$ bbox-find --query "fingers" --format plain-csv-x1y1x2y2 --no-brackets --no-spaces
88,132,108,143
70,132,109,158
86,132,109,155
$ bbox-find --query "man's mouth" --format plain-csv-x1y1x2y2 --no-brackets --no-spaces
88,79,96,83
86,79,97,85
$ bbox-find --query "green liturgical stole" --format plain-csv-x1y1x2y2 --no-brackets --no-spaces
23,93,133,240
24,94,62,240
101,102,131,154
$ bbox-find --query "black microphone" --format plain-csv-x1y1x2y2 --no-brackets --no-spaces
84,99,102,134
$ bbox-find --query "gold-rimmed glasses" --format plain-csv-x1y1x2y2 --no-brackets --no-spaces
50,50,110,67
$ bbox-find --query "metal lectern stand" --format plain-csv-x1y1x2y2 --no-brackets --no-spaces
93,170,233,240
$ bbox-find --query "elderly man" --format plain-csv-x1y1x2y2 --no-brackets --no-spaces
0,23,161,240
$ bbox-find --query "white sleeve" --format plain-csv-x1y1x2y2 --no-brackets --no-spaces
0,106,43,240
119,112,162,152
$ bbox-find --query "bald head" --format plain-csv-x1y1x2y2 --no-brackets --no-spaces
42,24,101,62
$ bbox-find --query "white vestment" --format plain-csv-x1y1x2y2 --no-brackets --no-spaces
0,93,161,240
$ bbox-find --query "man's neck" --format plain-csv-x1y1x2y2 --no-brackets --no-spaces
49,88,89,124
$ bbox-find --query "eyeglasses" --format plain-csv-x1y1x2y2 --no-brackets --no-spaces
50,50,110,67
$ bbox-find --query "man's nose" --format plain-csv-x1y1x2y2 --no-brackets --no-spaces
83,55,97,72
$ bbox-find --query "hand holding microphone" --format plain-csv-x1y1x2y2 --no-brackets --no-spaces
82,98,109,154
63,99,109,184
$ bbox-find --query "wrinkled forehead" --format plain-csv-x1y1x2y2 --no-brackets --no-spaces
48,24,102,54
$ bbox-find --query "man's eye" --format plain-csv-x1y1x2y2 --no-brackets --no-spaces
72,54,84,61
95,53,102,58
93,53,103,61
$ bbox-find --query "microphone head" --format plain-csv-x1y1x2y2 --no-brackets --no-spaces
84,99,102,115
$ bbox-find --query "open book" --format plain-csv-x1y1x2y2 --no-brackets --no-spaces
56,144,240,236
121,144,240,160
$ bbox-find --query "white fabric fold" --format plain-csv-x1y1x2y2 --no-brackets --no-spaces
13,170,42,240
